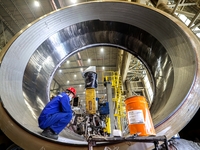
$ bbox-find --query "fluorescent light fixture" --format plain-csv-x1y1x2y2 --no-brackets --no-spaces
34,0,40,7
71,0,77,3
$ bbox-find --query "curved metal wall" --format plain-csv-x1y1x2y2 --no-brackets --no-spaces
23,21,174,127
0,2,200,149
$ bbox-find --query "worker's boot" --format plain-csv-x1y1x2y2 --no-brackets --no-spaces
41,128,58,140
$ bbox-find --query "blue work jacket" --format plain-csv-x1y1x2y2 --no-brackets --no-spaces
39,92,72,119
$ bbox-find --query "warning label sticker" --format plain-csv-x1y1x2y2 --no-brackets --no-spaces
127,110,145,124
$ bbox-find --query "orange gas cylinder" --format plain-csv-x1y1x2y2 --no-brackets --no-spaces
125,96,156,136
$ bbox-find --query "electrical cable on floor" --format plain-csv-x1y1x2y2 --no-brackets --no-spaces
104,146,119,150
91,134,108,140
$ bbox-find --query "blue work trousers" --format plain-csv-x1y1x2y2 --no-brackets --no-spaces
39,112,72,134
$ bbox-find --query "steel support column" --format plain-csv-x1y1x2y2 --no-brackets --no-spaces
106,82,115,136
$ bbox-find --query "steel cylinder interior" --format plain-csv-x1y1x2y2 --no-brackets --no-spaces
0,2,200,149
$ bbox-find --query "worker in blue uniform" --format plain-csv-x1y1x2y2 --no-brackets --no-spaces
38,87,76,140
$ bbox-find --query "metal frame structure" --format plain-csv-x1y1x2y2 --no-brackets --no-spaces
87,135,169,150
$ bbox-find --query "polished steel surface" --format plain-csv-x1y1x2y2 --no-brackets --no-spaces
23,20,175,124
0,1,200,149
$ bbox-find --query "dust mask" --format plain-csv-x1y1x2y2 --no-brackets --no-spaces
69,95,73,101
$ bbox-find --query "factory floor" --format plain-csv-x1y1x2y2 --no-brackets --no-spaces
1,108,200,150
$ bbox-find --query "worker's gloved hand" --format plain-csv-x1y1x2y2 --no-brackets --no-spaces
72,110,76,116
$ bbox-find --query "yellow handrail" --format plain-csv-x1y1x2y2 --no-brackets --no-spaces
103,71,126,130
